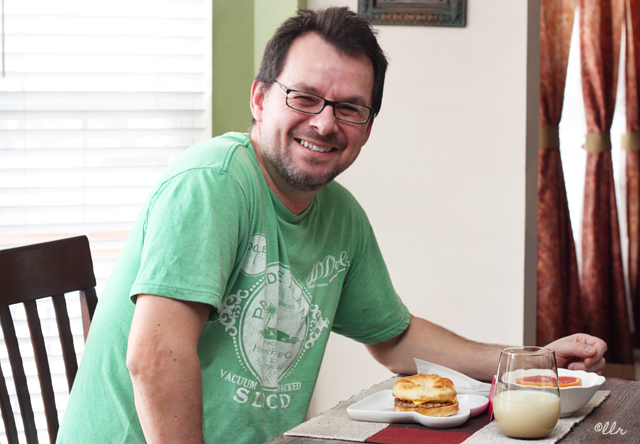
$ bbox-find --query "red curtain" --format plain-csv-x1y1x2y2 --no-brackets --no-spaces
624,0,640,346
579,0,634,363
537,0,583,346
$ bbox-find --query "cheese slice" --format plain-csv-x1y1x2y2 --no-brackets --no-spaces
411,398,457,407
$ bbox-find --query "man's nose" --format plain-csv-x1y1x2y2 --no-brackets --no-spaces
308,104,338,135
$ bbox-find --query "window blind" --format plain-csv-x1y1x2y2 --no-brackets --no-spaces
0,0,212,441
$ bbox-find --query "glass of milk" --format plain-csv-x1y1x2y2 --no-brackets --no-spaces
494,346,561,439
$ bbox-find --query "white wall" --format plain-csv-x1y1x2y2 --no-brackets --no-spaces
305,0,540,417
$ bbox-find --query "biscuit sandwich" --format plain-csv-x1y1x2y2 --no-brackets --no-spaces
392,373,459,417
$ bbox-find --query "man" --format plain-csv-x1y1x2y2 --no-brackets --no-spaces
57,7,606,444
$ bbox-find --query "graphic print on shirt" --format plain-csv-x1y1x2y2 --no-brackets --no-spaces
219,233,331,396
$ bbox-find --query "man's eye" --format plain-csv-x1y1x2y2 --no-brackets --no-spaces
291,94,320,107
337,104,361,116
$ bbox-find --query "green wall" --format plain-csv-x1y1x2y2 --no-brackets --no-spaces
211,0,306,135
253,1,307,73
211,0,255,135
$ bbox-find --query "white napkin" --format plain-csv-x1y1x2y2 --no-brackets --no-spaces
414,358,492,396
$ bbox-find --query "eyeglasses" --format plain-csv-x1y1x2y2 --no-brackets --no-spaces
275,81,373,125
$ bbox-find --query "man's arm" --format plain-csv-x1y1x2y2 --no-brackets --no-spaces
126,294,209,444
366,315,608,381
365,315,502,381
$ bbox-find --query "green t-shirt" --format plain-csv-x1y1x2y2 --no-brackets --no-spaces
57,132,410,443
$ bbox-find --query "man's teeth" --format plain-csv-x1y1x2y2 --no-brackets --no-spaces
299,139,332,153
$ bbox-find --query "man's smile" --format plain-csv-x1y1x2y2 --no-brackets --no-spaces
295,138,336,153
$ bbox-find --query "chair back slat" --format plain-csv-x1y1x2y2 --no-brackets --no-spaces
0,364,19,444
51,295,79,390
79,288,98,342
0,307,39,444
0,236,98,444
24,301,59,444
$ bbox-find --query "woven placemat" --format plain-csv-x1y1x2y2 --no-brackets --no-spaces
284,377,400,442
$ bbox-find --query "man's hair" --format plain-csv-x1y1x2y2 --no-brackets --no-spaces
255,7,388,118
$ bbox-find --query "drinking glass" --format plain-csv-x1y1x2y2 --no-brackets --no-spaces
494,346,561,439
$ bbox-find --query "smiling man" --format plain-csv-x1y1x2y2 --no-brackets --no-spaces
251,32,374,210
57,7,607,444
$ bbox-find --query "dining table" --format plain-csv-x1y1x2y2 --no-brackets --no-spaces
266,376,639,444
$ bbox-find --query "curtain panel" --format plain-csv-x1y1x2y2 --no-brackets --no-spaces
579,0,634,364
537,0,583,346
624,0,640,347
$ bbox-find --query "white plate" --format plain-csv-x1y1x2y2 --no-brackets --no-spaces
347,390,488,429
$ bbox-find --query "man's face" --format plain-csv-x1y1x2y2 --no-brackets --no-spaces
251,32,374,194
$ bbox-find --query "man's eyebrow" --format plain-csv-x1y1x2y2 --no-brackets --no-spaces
292,82,370,106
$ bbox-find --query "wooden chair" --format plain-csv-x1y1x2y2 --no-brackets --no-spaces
0,236,98,444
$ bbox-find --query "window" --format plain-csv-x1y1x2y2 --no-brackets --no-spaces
559,13,635,330
0,0,212,440
559,12,627,272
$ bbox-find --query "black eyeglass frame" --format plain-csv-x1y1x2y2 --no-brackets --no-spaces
275,81,374,125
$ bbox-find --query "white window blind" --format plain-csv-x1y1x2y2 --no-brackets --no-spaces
0,0,212,441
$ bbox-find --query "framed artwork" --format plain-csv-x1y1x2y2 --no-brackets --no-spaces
358,0,467,27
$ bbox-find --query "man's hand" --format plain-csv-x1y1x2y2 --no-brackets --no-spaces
546,334,607,373
127,294,209,444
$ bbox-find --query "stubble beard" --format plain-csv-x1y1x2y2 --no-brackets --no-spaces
262,134,348,192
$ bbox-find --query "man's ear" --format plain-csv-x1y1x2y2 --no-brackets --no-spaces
250,80,266,123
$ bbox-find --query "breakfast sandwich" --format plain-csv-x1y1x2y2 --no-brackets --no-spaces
392,373,459,417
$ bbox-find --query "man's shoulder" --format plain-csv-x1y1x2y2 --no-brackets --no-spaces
318,181,368,220
322,181,359,204
177,132,254,170
158,132,258,183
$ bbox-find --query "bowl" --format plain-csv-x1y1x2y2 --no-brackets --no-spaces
558,368,605,417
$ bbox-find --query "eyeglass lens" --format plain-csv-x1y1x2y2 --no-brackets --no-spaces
286,90,370,123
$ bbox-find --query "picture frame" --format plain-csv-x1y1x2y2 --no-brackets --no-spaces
358,0,467,27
